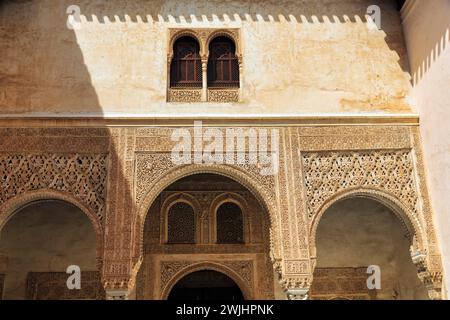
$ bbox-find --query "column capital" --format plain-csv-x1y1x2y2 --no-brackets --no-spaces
105,289,130,300
286,288,310,300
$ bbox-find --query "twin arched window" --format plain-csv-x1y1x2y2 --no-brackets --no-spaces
166,201,244,244
170,35,240,89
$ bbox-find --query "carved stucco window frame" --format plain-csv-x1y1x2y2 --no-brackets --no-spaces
167,28,242,103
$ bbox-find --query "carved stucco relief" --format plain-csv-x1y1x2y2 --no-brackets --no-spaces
0,126,441,299
134,152,281,259
0,153,108,223
301,147,442,299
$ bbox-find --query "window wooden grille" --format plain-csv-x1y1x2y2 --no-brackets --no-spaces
207,37,240,88
170,37,202,88
216,202,244,244
168,202,196,243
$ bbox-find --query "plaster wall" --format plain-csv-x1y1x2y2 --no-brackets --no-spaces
0,0,411,116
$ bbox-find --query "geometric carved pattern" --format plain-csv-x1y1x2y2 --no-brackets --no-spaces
168,89,202,102
0,154,107,222
25,272,105,300
216,202,244,244
167,202,196,244
310,267,376,300
302,150,417,219
208,89,239,102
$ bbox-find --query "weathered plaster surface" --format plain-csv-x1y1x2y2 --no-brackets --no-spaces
0,0,411,116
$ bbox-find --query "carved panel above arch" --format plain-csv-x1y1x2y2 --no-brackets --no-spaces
302,149,418,220
0,153,108,223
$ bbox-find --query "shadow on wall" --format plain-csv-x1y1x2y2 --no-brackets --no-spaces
0,0,100,112
0,0,135,297
75,0,411,73
401,0,450,86
69,0,402,24
0,0,412,114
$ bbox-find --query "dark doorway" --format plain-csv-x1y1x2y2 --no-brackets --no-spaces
168,270,244,301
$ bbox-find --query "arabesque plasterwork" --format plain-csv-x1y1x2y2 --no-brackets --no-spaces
0,125,443,299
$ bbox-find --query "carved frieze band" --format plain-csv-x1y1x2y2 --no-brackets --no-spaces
0,153,108,222
25,272,105,300
310,267,375,300
208,89,239,103
168,89,202,103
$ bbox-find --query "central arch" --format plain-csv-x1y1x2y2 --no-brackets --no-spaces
135,168,276,299
135,164,279,263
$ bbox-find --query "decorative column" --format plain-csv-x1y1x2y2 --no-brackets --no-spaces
201,56,208,102
282,276,311,300
411,250,443,300
105,289,130,300
273,259,312,300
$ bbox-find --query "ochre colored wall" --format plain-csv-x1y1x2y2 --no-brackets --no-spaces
0,0,411,116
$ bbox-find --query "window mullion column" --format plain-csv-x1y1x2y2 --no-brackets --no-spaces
201,55,208,102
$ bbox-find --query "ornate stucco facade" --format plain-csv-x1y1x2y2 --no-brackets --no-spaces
0,0,448,300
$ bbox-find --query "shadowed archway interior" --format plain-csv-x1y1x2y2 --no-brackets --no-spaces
312,197,428,300
0,200,101,300
168,270,244,301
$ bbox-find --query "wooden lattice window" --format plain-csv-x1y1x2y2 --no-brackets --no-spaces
167,202,196,244
170,36,202,88
207,37,240,88
216,202,244,244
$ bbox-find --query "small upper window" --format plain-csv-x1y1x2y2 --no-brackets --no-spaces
170,36,202,88
207,37,240,88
